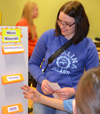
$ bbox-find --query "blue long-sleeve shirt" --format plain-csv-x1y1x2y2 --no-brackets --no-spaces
29,29,99,97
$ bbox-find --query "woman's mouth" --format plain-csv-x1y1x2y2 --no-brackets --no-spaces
61,30,68,33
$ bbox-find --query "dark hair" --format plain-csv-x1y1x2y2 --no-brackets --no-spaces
75,67,100,114
55,1,89,45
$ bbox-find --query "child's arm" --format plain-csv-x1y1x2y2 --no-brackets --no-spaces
21,85,73,113
40,93,65,111
41,95,73,113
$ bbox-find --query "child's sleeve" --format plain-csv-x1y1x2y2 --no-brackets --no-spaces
63,99,74,113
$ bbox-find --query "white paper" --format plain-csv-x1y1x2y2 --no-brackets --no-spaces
4,36,19,42
47,82,61,98
7,75,20,81
4,45,24,52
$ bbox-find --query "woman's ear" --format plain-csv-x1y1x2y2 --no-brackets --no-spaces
72,99,77,114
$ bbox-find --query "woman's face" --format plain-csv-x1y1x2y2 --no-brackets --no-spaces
32,5,39,18
58,12,75,39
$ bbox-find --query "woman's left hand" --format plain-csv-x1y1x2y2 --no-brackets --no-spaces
55,87,75,100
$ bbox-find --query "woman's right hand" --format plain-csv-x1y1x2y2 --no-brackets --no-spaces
41,79,54,95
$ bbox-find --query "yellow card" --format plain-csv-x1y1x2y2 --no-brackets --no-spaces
2,44,25,55
1,28,22,43
2,103,23,114
2,74,24,85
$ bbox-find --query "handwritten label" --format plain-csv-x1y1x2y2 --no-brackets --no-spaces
2,74,24,85
6,30,16,35
1,28,22,43
7,75,20,81
4,36,19,42
2,44,25,54
4,45,24,52
7,105,19,112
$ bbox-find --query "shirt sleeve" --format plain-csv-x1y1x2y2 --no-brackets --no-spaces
73,40,99,91
29,32,48,84
63,99,74,113
84,43,99,71
73,86,77,91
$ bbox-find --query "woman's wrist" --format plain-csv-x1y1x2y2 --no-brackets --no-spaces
71,88,76,96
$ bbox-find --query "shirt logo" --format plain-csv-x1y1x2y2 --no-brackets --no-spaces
52,51,78,74
56,56,71,69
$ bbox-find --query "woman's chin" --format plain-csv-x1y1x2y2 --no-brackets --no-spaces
61,32,68,36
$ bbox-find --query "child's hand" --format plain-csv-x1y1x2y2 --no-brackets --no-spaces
21,85,41,102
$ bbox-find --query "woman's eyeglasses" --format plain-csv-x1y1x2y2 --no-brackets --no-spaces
56,19,75,28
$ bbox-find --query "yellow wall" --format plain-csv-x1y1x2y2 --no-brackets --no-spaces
0,0,28,26
0,0,100,40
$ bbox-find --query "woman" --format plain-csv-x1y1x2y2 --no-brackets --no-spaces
16,1,38,58
29,1,99,114
21,67,100,114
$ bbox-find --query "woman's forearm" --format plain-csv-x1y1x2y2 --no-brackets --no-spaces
39,94,65,111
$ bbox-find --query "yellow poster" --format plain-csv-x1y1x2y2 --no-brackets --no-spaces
1,28,22,43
